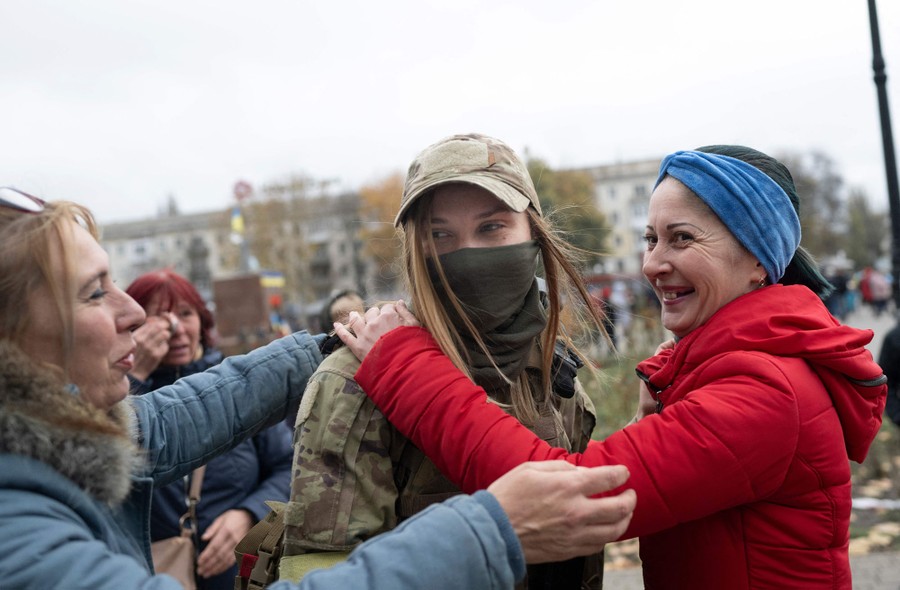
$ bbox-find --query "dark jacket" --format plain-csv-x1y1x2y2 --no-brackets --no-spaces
131,348,293,590
879,322,900,427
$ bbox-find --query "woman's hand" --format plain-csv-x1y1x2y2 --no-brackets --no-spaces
655,338,675,355
488,461,636,563
197,509,253,578
336,300,420,362
632,381,658,423
630,338,674,423
129,313,176,381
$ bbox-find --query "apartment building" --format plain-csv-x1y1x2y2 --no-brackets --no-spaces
569,157,661,277
99,192,375,326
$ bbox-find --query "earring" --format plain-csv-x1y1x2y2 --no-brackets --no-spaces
758,276,767,288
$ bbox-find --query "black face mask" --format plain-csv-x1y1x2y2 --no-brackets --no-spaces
427,241,547,390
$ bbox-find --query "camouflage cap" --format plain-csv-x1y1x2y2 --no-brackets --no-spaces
395,133,542,227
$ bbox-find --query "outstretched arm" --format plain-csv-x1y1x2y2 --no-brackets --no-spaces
487,461,635,563
340,303,800,541
269,460,635,590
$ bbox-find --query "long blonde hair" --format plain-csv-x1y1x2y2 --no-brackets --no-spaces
0,200,99,375
401,194,608,425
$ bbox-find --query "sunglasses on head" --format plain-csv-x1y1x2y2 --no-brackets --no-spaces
0,186,45,213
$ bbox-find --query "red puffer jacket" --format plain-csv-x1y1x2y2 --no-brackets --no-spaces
356,285,887,589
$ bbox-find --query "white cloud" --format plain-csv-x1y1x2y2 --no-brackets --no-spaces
2,0,898,221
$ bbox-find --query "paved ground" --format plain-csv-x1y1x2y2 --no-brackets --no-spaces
602,550,900,589
843,302,896,359
603,304,900,588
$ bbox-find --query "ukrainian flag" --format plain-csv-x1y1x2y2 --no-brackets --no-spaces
260,271,285,288
231,206,244,234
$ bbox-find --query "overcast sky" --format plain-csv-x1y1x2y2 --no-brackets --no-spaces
3,1,899,223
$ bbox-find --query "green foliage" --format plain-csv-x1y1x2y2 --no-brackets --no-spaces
358,173,404,293
777,151,846,258
526,157,609,268
776,151,889,270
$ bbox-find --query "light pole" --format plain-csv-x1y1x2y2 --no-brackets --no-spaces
867,0,900,308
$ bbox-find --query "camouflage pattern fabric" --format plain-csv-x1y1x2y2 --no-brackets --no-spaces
280,345,598,585
396,132,543,226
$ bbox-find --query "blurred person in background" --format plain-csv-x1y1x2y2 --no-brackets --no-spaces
320,288,366,329
127,269,294,590
860,267,892,317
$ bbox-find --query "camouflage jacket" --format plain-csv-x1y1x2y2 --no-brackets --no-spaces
281,344,597,583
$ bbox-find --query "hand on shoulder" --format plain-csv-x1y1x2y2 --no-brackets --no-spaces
335,300,420,362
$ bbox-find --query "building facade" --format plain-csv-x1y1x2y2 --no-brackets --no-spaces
100,157,661,329
99,191,378,330
569,157,661,277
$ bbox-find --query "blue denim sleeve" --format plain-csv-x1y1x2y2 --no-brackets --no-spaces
267,491,524,590
132,331,324,485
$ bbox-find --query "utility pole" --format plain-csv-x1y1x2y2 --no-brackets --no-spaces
867,0,900,309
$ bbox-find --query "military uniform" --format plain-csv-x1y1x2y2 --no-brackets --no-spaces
281,344,600,588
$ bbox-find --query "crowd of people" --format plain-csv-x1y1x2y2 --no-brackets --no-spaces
0,132,890,590
824,265,893,321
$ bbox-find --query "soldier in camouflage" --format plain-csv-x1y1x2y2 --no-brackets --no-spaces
281,133,613,589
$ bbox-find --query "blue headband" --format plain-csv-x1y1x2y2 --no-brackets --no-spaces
655,150,801,282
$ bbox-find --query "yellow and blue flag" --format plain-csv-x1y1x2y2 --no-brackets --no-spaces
230,206,244,235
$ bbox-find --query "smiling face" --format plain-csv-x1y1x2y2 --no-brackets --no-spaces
21,221,146,410
642,177,763,338
428,183,533,255
145,297,202,367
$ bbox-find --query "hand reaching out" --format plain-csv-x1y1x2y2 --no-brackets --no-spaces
335,300,420,362
631,338,675,423
488,461,636,563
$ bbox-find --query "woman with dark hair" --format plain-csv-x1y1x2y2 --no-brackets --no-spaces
127,269,293,590
340,145,889,589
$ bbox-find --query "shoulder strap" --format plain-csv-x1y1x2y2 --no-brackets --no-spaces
177,465,207,543
189,465,206,501
234,502,287,590
551,341,584,399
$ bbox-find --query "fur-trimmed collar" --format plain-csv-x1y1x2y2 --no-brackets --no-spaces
0,340,141,505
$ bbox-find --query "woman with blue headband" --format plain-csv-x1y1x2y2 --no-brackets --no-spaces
338,145,888,589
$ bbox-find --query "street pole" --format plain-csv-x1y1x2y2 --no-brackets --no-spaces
867,0,900,309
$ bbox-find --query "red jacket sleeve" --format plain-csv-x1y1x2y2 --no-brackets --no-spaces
355,327,569,487
355,326,799,539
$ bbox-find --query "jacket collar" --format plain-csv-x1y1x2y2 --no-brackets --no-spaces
636,285,887,462
0,340,140,505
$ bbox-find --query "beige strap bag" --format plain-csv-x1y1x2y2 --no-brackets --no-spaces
151,466,206,589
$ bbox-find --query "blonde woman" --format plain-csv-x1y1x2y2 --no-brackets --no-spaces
0,186,634,590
